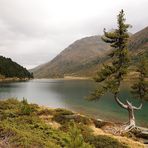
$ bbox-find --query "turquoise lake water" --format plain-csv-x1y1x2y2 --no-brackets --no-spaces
0,79,147,127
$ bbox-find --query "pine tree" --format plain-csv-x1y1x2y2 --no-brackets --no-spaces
66,121,92,148
89,10,148,131
131,54,148,101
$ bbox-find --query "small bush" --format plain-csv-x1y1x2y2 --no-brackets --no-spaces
93,119,109,128
53,108,74,124
65,121,93,148
74,115,92,125
37,108,53,116
19,99,33,115
54,108,74,115
86,135,129,148
53,114,70,124
53,109,92,125
0,98,19,110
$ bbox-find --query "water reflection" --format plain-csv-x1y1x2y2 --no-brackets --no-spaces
0,79,147,127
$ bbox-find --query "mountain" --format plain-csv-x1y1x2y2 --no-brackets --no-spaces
128,26,148,68
129,26,148,52
32,27,148,78
32,36,111,78
0,56,33,79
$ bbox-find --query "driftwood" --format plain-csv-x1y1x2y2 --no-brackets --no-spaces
115,95,142,132
130,127,148,145
64,113,148,145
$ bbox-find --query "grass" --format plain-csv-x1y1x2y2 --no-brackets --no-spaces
0,98,144,148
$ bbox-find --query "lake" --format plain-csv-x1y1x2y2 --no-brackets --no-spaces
0,79,147,127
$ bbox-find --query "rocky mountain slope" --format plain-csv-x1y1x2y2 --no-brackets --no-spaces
129,26,148,52
32,36,111,78
32,26,148,78
129,27,148,72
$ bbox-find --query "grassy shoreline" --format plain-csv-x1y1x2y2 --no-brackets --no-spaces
0,98,146,148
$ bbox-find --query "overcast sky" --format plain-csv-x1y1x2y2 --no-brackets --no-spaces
0,0,147,69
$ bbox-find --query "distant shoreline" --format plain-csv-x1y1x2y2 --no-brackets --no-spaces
34,76,93,80
0,77,31,82
63,76,92,80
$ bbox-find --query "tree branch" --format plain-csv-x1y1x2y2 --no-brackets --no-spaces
114,95,128,109
133,103,143,110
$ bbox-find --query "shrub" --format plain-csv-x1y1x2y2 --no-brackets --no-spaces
74,115,92,125
19,99,33,115
92,119,111,128
54,108,74,115
0,98,19,110
65,121,93,148
53,109,92,125
86,135,129,148
53,108,74,124
37,108,53,116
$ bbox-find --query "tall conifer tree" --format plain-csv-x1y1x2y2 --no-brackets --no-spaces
89,10,148,131
131,54,148,100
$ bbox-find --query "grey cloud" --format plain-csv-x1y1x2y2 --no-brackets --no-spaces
0,0,147,69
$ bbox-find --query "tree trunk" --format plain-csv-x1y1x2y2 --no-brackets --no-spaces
125,105,136,131
128,108,135,126
114,95,142,132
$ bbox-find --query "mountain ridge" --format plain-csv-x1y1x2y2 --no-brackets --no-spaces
32,35,111,78
32,27,148,78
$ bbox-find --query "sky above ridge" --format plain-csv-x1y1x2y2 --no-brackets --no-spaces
0,0,147,69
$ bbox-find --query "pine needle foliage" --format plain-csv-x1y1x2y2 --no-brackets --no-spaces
89,9,131,100
131,54,148,100
66,121,93,148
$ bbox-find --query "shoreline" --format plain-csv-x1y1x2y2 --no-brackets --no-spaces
27,103,148,147
0,98,146,147
39,104,148,130
0,77,31,83
34,76,92,80
39,105,148,147
63,76,92,80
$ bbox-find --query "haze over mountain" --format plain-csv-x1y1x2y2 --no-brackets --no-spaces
0,0,148,69
32,27,148,78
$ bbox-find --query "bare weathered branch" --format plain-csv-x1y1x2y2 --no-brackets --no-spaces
133,103,143,110
114,96,128,109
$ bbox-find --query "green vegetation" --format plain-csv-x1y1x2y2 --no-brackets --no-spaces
90,9,130,99
0,99,138,148
66,121,92,148
131,54,148,100
0,56,33,79
85,135,129,148
32,25,148,79
89,10,148,131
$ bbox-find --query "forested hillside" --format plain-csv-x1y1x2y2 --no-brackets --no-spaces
0,56,33,79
